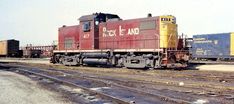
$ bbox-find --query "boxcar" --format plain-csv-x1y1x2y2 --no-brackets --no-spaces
0,39,20,57
191,32,234,60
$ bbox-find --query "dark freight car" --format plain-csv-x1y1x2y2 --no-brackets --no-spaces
0,39,20,57
23,49,41,58
191,32,234,60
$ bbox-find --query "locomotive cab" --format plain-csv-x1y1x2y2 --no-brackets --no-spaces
79,13,121,50
95,13,121,24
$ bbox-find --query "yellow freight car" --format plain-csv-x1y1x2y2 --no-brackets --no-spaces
0,39,20,57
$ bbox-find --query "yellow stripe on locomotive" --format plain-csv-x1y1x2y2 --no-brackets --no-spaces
159,15,178,49
231,32,234,56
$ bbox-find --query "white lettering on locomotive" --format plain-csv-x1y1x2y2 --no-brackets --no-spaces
83,33,90,38
119,26,126,36
103,27,116,37
127,28,139,35
103,26,139,37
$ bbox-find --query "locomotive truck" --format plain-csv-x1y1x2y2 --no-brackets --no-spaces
50,13,188,68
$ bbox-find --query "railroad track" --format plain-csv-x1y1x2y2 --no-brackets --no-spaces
0,63,192,104
158,72,234,85
15,68,131,104
1,63,234,104
45,68,234,103
40,68,193,103
45,67,234,91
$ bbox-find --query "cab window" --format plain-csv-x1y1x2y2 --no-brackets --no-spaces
82,22,91,32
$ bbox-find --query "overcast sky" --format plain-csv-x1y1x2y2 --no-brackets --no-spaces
0,0,233,46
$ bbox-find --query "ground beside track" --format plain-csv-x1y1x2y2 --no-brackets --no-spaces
0,70,70,104
0,58,50,64
195,64,234,72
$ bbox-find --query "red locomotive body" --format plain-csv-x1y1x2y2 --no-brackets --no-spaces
79,15,100,50
51,13,188,68
99,17,160,49
58,25,80,50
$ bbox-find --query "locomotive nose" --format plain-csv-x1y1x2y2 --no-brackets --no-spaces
159,15,178,48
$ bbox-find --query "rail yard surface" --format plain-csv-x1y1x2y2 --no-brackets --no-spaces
0,69,70,104
0,58,233,104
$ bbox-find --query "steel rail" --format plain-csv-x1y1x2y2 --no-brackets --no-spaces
1,63,192,104
20,67,192,104
14,68,130,104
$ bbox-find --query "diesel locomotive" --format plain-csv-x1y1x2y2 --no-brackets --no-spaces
50,13,189,68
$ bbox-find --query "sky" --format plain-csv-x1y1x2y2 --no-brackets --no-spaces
0,0,234,46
